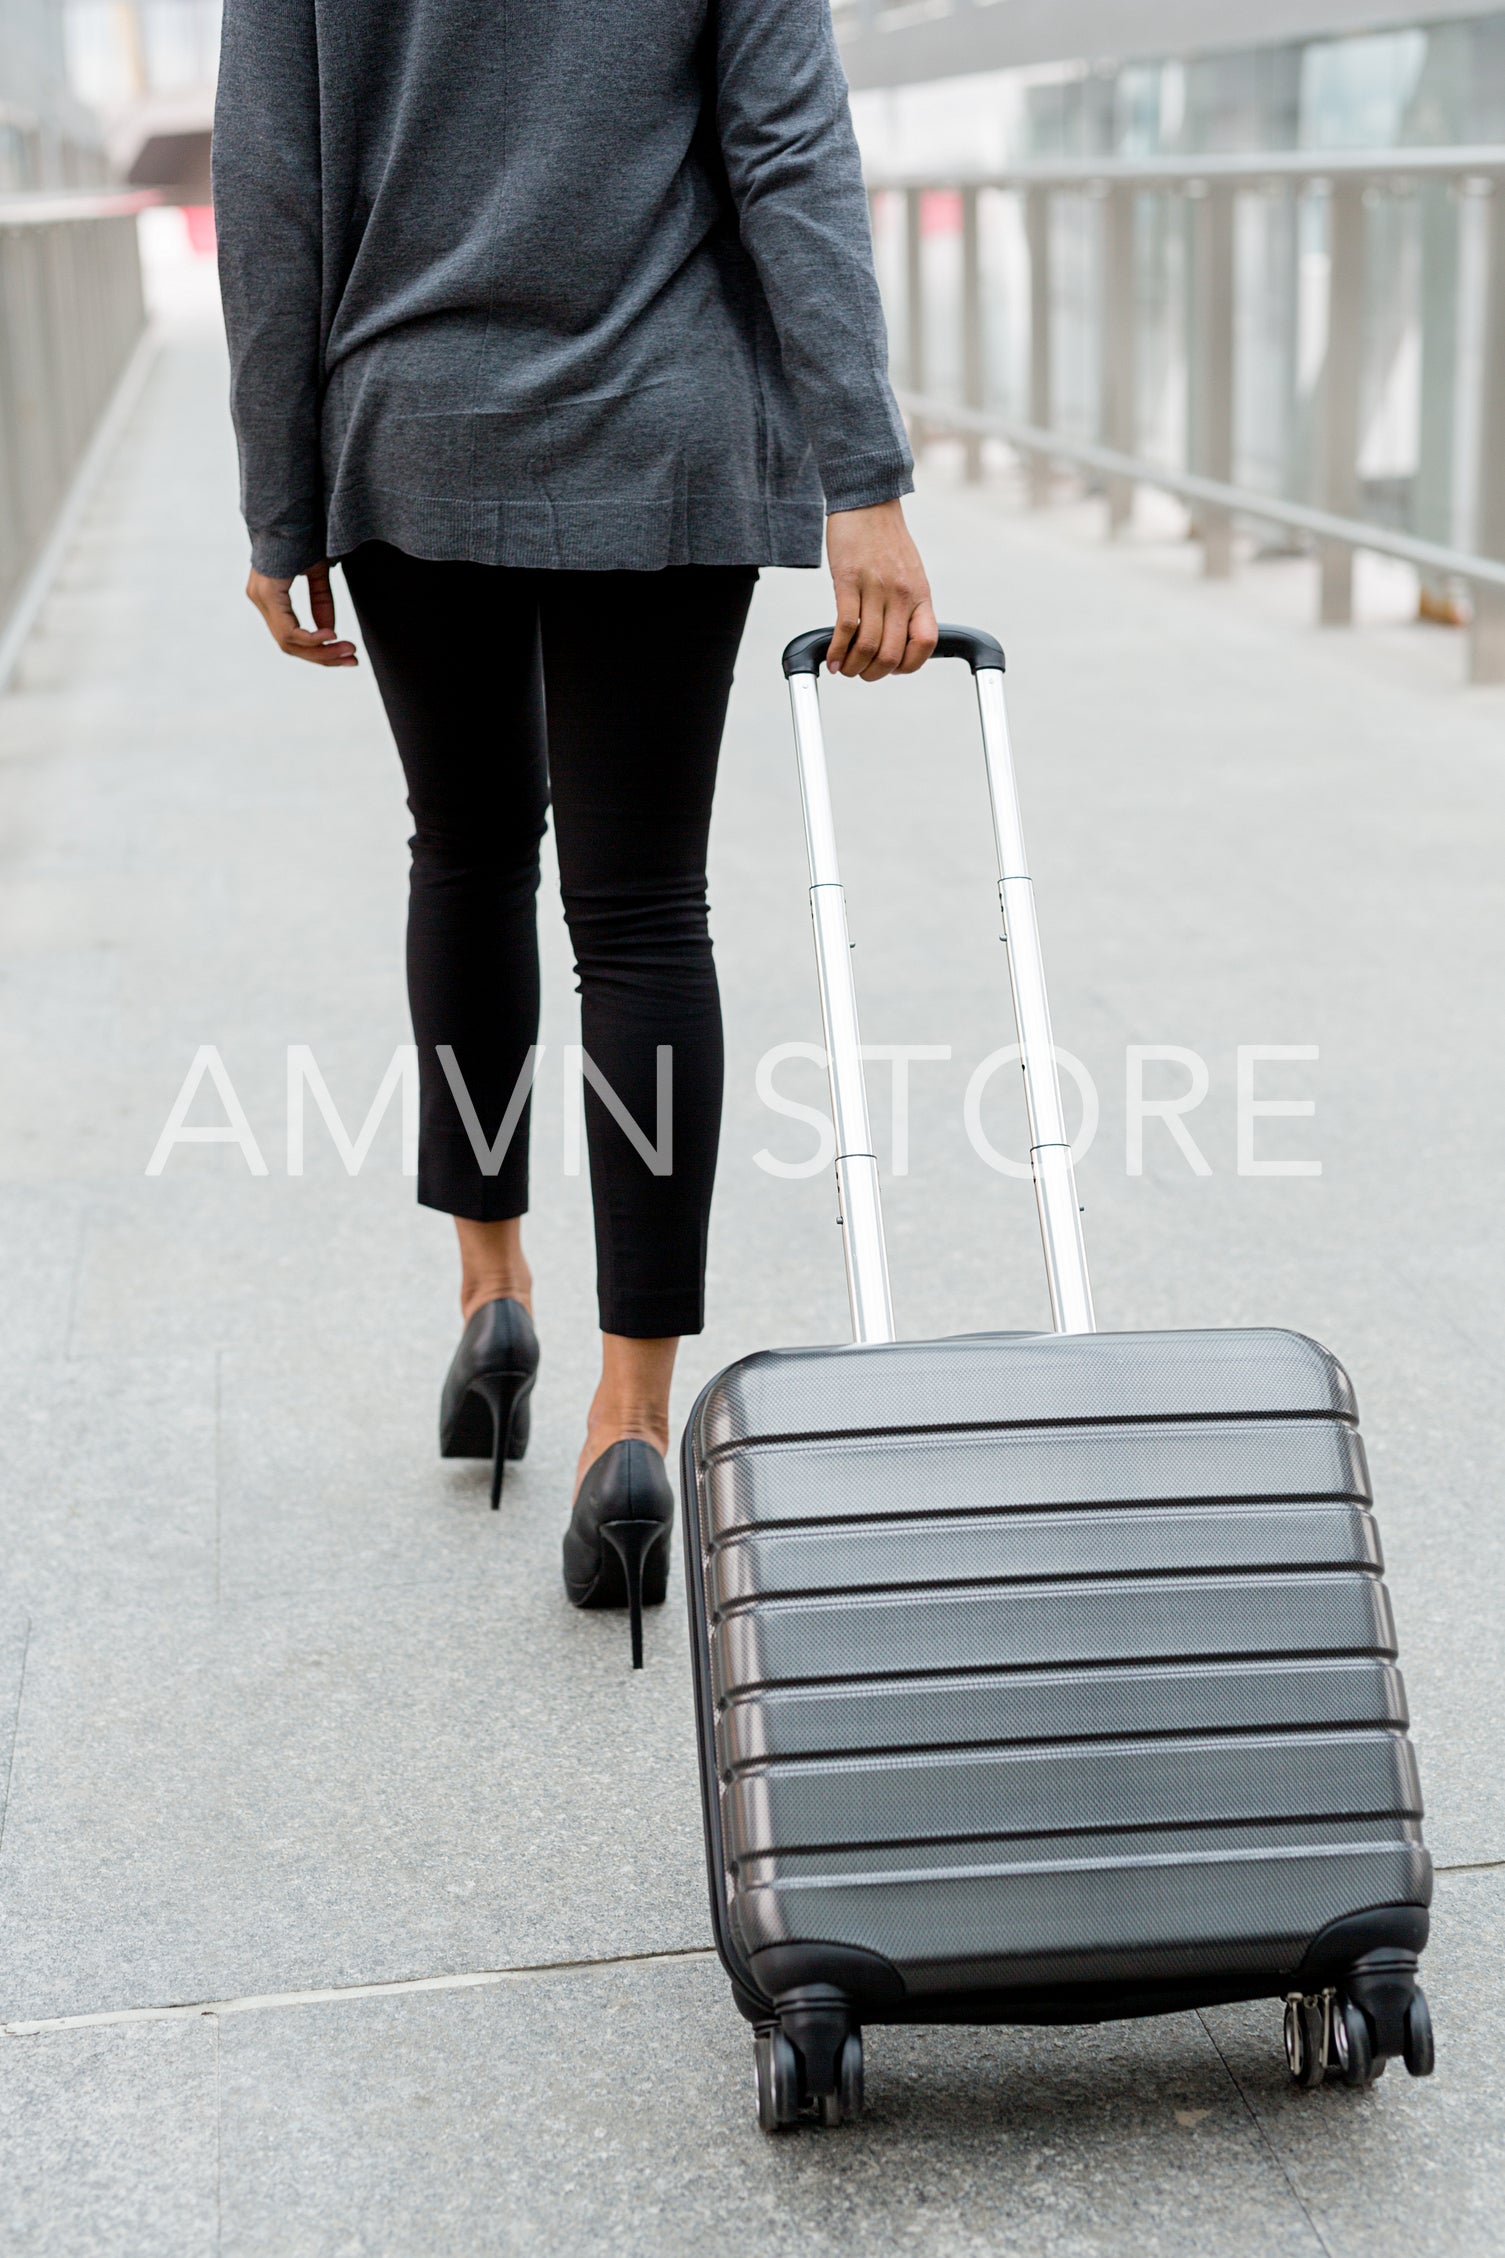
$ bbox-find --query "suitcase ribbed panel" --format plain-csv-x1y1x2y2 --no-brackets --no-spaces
726,1729,1420,1857
710,1502,1381,1611
753,1813,1420,1876
719,1657,1410,1768
704,1419,1370,1537
711,1574,1396,1702
728,1842,1433,1992
684,1328,1431,2003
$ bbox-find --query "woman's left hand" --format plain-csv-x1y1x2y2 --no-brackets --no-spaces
823,499,938,680
246,559,359,667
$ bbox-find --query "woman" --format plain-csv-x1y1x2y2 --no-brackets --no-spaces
213,0,936,1662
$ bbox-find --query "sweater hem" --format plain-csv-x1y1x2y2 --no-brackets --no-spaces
325,486,826,572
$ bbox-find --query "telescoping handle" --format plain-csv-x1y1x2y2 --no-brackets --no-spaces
781,625,1096,1341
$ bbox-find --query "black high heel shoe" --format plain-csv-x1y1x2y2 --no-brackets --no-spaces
439,1298,540,1508
563,1439,674,1669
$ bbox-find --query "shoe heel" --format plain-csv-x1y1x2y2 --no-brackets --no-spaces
600,1519,665,1670
469,1372,533,1508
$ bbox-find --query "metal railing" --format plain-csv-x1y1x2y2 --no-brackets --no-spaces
0,190,152,647
832,1,1498,91
868,148,1505,682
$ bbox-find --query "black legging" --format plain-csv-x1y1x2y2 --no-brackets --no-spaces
342,542,757,1339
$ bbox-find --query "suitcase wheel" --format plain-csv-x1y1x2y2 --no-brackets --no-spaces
754,2027,800,2133
815,2034,866,2129
753,2020,864,2132
1283,1994,1330,2089
1402,1987,1435,2079
838,2030,865,2122
1330,1996,1374,2087
1283,1970,1435,2090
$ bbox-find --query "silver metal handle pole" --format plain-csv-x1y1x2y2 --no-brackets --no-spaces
974,668,1096,1334
787,671,896,1345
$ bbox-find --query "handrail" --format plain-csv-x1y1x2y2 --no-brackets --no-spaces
0,194,152,660
866,145,1505,192
0,190,161,228
894,392,1505,595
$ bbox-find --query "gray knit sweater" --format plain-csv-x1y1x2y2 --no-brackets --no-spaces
212,0,912,578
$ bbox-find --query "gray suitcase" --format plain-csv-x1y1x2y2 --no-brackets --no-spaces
680,625,1434,2131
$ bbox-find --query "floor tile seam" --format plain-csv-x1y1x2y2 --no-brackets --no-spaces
1194,2006,1336,2258
212,2014,222,2255
0,1615,32,1862
8,1863,1495,2039
6,1865,1495,2040
213,1348,222,1607
0,1944,720,2038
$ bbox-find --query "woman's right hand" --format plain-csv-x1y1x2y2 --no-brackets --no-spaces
247,560,358,666
823,499,938,681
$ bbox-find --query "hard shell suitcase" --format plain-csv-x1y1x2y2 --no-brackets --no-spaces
680,626,1434,2131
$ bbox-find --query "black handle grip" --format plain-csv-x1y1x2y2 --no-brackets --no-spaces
781,622,1005,677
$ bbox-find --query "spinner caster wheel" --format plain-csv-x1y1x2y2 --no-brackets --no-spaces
754,2027,800,2133
839,2029,864,2122
1402,1987,1435,2079
815,2028,863,2127
1330,1997,1374,2089
1282,1996,1304,2082
1283,1994,1328,2089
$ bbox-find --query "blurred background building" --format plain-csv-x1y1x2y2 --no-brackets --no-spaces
839,0,1505,123
60,0,216,199
0,0,104,188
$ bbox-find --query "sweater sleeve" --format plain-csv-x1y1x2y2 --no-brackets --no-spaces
212,0,327,576
712,0,913,515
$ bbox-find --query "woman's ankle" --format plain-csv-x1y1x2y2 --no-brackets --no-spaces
582,1405,672,1460
575,1335,679,1493
455,1215,532,1321
461,1274,533,1323
574,1413,671,1501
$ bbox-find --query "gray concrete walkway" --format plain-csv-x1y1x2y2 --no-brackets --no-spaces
2,286,1504,2258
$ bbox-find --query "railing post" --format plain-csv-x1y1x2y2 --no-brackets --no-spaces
1469,181,1505,683
1189,183,1236,578
0,229,20,611
1414,178,1461,613
1100,184,1136,532
904,186,925,454
1319,178,1366,626
12,231,49,556
1025,187,1052,505
961,184,984,482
